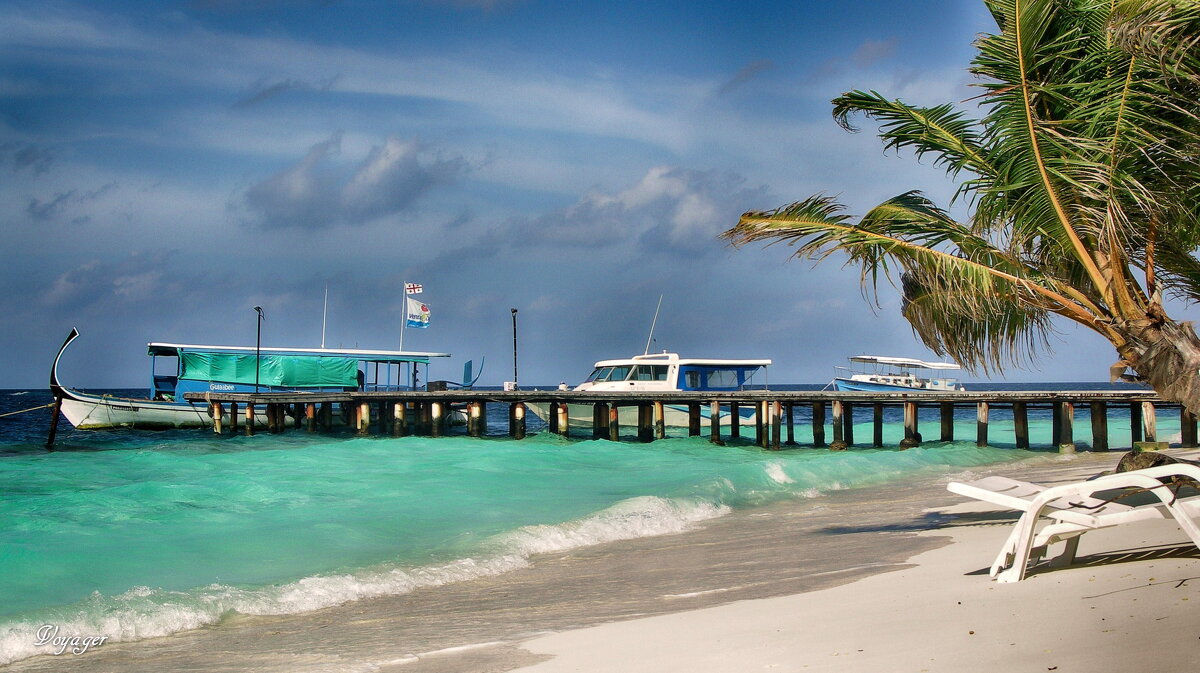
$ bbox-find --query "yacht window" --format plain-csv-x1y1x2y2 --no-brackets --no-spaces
706,369,739,388
685,370,701,388
587,367,610,382
633,365,669,381
608,366,632,381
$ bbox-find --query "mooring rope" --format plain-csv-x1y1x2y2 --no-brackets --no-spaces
0,403,54,418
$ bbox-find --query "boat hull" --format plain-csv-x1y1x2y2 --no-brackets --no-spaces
525,402,757,429
831,378,960,393
57,387,267,429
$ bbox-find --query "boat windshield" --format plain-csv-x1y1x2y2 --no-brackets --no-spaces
587,366,633,382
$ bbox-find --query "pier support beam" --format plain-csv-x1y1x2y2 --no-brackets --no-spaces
211,402,223,434
709,400,724,446
608,404,620,442
593,403,609,440
755,402,766,448
468,401,484,438
939,402,954,442
770,401,782,450
841,402,854,447
976,402,989,448
394,402,407,437
812,402,826,448
306,403,316,433
358,402,371,436
1013,402,1029,450
730,402,741,439
1182,408,1197,448
830,401,846,451
1090,402,1107,451
1141,402,1157,443
1130,403,1144,445
230,402,238,433
509,402,526,439
245,403,255,436
900,402,919,449
688,403,701,437
555,402,569,438
784,403,796,446
431,401,444,438
637,403,653,443
1057,401,1074,453
654,401,666,441
873,403,884,447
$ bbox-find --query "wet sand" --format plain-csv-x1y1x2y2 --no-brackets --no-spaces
10,450,1197,672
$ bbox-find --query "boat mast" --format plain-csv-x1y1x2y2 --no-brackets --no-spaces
321,283,328,349
644,294,663,355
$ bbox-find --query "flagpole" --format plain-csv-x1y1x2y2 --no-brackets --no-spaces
399,280,407,352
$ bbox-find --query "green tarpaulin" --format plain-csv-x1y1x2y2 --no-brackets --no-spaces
180,352,359,387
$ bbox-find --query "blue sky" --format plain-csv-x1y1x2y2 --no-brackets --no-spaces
1,0,1172,388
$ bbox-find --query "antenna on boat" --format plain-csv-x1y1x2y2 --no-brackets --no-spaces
321,283,328,349
644,294,663,355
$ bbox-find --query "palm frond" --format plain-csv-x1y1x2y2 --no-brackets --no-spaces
831,91,993,184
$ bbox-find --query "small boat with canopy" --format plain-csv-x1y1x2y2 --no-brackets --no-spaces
49,329,451,429
830,355,965,392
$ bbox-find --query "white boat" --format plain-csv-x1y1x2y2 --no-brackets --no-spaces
527,352,771,428
49,328,452,429
830,355,964,392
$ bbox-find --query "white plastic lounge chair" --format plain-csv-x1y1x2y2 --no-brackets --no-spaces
947,464,1200,582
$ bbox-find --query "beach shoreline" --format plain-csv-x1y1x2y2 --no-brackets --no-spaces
6,450,1198,672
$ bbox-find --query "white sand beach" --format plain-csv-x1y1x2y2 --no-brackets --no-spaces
514,452,1200,673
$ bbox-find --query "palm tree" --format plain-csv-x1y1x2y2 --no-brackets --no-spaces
724,0,1200,412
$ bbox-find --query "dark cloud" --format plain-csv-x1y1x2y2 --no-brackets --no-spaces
3,143,56,174
42,252,184,313
716,59,774,96
233,76,339,108
241,135,468,229
25,183,117,223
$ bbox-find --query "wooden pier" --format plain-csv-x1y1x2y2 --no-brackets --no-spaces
183,389,1196,452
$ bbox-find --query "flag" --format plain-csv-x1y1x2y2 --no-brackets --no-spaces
406,296,430,328
405,282,423,295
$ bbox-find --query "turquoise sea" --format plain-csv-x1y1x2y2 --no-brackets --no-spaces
0,383,1160,665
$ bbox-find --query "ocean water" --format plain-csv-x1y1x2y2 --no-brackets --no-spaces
0,384,1158,665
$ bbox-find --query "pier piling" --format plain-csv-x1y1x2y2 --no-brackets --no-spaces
709,400,724,446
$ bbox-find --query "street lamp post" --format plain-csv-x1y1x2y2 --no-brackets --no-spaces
510,308,518,390
254,306,265,392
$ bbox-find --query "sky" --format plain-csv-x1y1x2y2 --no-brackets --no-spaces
1,0,1182,389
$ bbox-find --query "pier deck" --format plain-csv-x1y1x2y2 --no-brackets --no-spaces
183,389,1195,452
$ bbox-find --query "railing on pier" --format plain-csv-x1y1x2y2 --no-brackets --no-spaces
182,389,1196,452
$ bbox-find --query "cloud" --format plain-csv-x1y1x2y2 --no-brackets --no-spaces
233,76,339,108
852,38,898,68
2,142,55,174
42,252,182,311
437,165,767,265
717,59,774,96
25,183,117,223
241,135,468,229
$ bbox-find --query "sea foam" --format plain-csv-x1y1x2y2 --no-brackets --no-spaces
0,495,727,665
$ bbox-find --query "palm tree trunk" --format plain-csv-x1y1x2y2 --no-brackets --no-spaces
1115,318,1200,416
